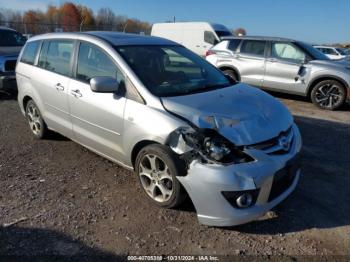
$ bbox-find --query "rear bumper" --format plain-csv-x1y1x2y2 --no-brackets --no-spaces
0,72,17,91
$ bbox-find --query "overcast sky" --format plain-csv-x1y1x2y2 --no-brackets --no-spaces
0,0,349,44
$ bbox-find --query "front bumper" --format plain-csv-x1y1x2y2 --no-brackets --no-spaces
177,124,302,227
0,72,17,91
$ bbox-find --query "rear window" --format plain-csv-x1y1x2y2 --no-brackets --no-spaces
228,39,241,51
240,40,266,56
20,41,40,65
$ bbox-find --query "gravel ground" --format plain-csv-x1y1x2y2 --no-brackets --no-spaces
0,91,350,260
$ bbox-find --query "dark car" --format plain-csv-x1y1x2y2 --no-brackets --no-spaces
0,27,26,93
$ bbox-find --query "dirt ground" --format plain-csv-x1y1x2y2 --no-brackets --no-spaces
1,91,350,260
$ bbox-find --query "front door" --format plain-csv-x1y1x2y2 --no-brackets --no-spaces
68,41,126,161
263,42,308,95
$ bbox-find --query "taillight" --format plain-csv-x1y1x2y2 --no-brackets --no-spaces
205,50,215,57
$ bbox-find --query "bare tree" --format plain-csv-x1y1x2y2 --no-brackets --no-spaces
0,9,4,22
96,8,116,30
233,27,247,36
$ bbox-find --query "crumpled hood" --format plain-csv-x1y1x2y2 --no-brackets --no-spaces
161,84,293,146
0,46,22,56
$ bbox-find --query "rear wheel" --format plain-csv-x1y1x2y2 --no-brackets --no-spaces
25,100,48,139
311,80,346,110
135,144,187,208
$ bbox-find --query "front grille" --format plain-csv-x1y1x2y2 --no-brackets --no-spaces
246,127,294,154
4,60,16,72
268,156,300,202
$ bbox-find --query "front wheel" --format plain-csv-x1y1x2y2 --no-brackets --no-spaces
311,80,346,110
135,144,187,208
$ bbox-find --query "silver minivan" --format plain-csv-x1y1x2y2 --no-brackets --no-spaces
16,32,302,227
206,36,350,110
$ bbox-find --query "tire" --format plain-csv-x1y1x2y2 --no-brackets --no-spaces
25,100,48,139
223,69,238,82
135,144,187,208
310,80,346,110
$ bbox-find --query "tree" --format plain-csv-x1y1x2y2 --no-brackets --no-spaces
46,5,59,24
233,27,247,36
96,8,117,30
0,9,4,22
60,2,80,31
77,5,95,31
23,10,45,34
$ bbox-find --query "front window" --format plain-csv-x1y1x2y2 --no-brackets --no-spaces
297,42,329,61
0,30,26,47
204,31,218,45
76,42,124,84
271,42,306,63
336,48,350,55
115,45,231,97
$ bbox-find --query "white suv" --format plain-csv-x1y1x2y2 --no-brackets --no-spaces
206,36,350,110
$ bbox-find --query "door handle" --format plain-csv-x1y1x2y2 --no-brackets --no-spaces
55,83,64,91
71,89,82,98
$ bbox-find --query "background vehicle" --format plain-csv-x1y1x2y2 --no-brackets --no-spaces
16,32,301,227
206,36,350,110
151,22,232,57
0,27,26,93
314,45,350,60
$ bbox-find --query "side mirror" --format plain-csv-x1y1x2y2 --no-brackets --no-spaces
90,76,119,93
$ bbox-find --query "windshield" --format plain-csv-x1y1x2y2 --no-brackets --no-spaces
336,48,350,55
297,41,329,61
0,30,26,47
215,30,232,38
115,45,232,97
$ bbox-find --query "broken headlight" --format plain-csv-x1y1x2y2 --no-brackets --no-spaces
203,136,231,161
168,127,254,164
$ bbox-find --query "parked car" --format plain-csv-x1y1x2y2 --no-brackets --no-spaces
16,32,302,227
314,45,350,60
151,22,232,57
0,26,26,93
206,36,350,110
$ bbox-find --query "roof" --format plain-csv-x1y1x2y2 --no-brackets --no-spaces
221,35,296,42
29,31,180,46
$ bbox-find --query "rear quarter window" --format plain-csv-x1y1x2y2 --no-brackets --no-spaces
228,39,241,51
20,41,40,65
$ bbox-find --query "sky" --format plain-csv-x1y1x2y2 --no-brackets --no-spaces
0,0,349,44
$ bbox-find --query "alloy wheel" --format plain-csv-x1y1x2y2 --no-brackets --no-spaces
314,83,343,109
138,154,173,203
27,103,42,136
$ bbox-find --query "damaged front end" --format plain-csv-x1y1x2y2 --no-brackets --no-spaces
167,127,254,167
165,124,302,227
